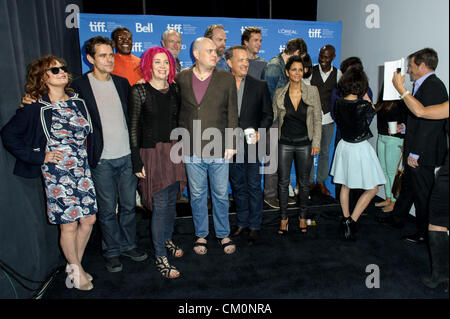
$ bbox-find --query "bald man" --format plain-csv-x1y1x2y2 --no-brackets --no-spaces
309,45,342,196
176,37,238,255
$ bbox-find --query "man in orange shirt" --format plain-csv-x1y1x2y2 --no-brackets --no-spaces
111,27,143,86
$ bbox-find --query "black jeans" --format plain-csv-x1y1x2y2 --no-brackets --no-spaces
278,143,313,220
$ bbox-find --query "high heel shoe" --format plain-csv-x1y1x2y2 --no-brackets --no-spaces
66,263,93,281
299,217,308,233
76,281,94,291
277,219,289,235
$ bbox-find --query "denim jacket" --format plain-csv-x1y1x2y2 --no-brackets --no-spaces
263,53,289,100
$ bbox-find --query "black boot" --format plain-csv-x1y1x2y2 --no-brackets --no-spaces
421,231,449,291
339,216,349,236
344,217,357,241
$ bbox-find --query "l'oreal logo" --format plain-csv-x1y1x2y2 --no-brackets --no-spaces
278,29,297,36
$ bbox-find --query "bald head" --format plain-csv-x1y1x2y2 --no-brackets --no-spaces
193,37,212,51
321,45,335,55
193,37,217,69
318,44,336,72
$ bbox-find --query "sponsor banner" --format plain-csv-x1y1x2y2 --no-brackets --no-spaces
78,14,342,197
78,14,342,73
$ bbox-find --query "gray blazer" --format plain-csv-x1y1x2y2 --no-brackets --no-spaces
177,67,238,158
273,83,322,149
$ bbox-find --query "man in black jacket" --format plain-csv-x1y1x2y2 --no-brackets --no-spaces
388,48,448,244
225,45,273,244
71,36,147,271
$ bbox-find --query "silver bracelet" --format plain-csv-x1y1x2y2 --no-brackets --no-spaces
400,90,410,99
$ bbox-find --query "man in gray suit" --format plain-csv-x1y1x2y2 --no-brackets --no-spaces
176,37,238,255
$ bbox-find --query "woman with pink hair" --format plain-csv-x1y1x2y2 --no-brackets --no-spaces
128,47,186,279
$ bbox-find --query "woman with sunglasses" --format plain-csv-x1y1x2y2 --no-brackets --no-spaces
128,47,187,279
2,55,97,291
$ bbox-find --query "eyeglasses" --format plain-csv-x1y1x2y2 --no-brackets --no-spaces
47,66,68,74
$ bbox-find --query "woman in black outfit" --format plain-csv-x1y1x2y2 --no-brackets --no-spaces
273,56,322,234
128,47,187,279
330,68,386,240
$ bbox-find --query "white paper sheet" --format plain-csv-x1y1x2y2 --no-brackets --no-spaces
383,58,405,101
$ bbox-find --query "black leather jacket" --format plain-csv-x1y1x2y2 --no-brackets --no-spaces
334,98,375,143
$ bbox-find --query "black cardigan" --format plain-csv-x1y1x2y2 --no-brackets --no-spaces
128,82,180,173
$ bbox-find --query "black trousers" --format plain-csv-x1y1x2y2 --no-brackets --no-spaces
429,170,449,228
278,143,313,219
393,164,435,235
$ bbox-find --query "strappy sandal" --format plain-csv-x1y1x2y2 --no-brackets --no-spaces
193,237,208,255
299,217,308,234
277,218,289,235
155,256,180,279
218,237,236,255
165,240,184,258
66,263,93,281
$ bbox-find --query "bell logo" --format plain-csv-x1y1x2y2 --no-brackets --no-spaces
136,23,153,33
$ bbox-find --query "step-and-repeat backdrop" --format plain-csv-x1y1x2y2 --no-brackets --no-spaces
78,13,342,197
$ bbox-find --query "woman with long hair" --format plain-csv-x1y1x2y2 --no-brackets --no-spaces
374,87,407,212
273,55,322,235
2,55,97,290
128,47,187,279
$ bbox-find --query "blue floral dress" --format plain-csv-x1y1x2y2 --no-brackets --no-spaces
41,100,97,224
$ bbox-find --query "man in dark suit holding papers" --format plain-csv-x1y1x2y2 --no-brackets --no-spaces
388,48,448,244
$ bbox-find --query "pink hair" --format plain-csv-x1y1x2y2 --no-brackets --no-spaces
140,47,176,84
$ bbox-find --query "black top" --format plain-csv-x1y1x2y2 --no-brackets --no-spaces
334,98,375,143
280,91,310,146
376,101,407,138
128,82,180,173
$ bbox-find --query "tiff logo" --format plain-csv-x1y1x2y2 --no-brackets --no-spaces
279,45,285,53
89,21,106,32
133,42,143,53
167,24,183,34
308,28,322,38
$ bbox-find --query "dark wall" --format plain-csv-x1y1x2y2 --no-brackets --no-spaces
0,0,83,299
82,0,317,20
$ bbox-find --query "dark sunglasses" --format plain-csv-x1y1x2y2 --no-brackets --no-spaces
47,66,68,74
